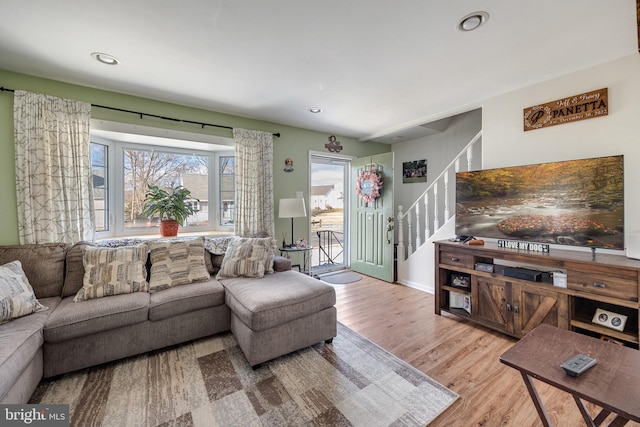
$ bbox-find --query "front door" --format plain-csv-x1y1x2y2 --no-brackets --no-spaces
350,152,394,282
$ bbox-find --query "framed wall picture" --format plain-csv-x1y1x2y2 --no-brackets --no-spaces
402,159,427,183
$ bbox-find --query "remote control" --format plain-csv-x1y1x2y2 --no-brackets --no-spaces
560,354,597,377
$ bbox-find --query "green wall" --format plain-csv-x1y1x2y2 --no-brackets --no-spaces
0,70,390,245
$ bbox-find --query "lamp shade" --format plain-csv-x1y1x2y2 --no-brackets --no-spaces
279,198,307,218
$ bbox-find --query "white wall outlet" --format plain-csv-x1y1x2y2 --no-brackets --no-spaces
296,191,303,198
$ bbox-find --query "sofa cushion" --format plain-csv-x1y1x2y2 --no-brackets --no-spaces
0,261,48,324
44,293,149,343
221,270,336,331
62,242,94,298
148,237,210,292
204,236,233,275
273,256,292,272
0,243,67,299
211,254,225,275
216,237,277,279
73,244,149,302
148,278,226,321
0,296,59,402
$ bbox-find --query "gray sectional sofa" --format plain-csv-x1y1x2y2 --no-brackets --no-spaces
0,238,337,404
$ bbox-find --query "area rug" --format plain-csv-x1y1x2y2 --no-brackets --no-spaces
29,323,458,426
319,271,362,284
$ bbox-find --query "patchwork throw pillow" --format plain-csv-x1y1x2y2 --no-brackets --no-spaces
148,237,210,292
0,260,48,324
74,244,149,302
216,237,277,279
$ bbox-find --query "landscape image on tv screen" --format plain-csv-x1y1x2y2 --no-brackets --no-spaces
455,155,624,250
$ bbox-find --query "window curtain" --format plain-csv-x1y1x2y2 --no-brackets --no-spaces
14,90,94,244
233,128,274,237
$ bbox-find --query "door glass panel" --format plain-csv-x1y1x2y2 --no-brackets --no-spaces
310,156,348,272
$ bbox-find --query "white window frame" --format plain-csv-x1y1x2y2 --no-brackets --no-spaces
91,120,235,239
218,155,236,227
91,136,115,237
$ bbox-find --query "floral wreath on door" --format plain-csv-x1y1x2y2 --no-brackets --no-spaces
355,167,383,203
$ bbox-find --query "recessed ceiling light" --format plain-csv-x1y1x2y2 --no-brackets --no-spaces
458,11,489,32
91,52,119,65
309,107,323,114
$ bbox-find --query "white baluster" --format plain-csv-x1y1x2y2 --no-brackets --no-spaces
433,183,440,231
415,203,421,249
424,193,430,239
407,210,413,256
397,205,405,262
455,158,460,173
467,146,473,171
444,171,450,221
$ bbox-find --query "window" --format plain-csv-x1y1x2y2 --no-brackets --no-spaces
122,147,210,230
219,156,235,226
90,135,234,238
90,143,109,232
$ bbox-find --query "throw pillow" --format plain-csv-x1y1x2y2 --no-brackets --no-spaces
148,237,210,292
204,236,234,255
216,237,277,279
0,260,48,324
74,244,149,302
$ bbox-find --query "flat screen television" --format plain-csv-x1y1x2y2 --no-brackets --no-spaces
455,155,624,250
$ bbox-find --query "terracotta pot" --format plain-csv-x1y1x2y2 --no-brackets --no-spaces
160,219,179,237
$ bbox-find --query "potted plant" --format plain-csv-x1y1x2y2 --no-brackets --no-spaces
142,185,199,237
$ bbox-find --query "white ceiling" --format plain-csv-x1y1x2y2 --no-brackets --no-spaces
0,1,637,143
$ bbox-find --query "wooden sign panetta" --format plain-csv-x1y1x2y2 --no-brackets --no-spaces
523,88,608,131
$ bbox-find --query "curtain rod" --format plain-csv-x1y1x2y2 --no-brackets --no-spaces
0,86,280,138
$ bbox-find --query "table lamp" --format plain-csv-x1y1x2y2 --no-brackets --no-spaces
279,198,307,247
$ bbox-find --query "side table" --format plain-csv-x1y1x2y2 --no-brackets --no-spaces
499,324,640,426
279,246,313,275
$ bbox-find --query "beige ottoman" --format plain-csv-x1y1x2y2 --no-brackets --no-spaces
221,270,337,366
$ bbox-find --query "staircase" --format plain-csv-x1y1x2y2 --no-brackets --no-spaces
396,130,482,292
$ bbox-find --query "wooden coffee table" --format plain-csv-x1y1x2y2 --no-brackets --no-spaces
499,324,640,427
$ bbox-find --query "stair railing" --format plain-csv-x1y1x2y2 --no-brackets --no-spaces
397,130,482,262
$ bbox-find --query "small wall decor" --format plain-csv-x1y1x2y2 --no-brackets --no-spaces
284,158,294,172
402,159,427,183
523,88,608,131
325,135,343,153
355,166,383,204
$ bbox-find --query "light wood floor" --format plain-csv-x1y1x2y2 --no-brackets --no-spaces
334,274,640,427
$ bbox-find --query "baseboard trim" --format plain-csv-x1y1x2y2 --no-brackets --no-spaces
397,279,434,294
